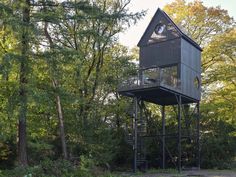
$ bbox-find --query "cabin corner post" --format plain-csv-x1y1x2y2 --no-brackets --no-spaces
177,96,182,172
162,105,166,169
197,101,200,170
133,97,138,173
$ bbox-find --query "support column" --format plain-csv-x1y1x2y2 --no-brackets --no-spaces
133,97,138,173
178,96,182,172
197,102,200,169
162,105,165,169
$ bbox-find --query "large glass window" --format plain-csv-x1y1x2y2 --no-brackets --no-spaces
142,68,159,85
160,65,179,88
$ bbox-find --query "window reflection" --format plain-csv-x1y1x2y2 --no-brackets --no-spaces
142,68,159,85
160,65,178,88
148,19,179,44
119,65,180,90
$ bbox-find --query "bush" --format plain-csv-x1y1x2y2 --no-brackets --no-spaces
1,165,43,177
1,158,92,177
201,120,236,169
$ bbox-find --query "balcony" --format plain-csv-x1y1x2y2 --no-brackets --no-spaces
118,66,181,93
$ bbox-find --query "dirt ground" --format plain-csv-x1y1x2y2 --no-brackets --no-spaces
135,169,236,177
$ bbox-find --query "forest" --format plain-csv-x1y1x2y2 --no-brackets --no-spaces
0,0,235,176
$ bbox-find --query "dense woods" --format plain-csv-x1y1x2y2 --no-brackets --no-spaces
0,0,235,176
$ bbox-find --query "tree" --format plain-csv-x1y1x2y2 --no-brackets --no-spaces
31,0,144,161
18,0,31,166
0,0,32,166
163,0,234,47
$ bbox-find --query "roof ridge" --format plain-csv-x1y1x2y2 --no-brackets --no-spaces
137,8,202,51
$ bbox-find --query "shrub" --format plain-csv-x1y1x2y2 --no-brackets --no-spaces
1,158,91,177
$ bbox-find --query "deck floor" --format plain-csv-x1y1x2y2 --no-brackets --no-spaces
118,84,198,105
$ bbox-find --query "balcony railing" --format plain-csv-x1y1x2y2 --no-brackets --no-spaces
118,66,181,92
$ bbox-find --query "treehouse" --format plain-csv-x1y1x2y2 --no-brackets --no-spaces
118,8,202,172
118,8,202,105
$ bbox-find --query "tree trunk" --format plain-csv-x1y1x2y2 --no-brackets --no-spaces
18,0,30,166
42,1,68,157
52,79,68,159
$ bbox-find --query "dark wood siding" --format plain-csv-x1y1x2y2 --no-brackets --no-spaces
181,39,201,100
181,64,201,100
140,38,181,68
138,38,201,101
181,39,201,72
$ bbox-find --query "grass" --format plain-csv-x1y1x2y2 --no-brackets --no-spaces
110,168,182,177
147,168,179,174
109,168,236,177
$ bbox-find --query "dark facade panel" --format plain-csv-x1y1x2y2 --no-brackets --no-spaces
181,64,201,100
140,38,181,68
180,38,201,100
181,39,201,73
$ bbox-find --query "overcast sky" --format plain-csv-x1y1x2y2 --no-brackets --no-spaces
118,0,236,48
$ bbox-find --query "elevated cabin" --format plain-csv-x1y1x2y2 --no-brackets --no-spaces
118,8,202,105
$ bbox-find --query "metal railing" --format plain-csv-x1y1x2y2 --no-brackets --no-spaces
119,66,181,91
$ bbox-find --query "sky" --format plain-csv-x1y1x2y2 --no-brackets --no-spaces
118,0,236,48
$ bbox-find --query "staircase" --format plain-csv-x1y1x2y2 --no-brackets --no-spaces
125,100,147,171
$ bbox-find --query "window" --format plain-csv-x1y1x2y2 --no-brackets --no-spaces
160,65,179,87
148,19,180,44
194,76,200,89
155,23,166,35
149,22,167,43
142,68,159,85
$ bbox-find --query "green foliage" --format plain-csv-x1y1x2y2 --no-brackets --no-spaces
0,158,121,177
0,0,142,171
200,105,236,169
164,0,234,46
1,159,82,177
78,155,96,177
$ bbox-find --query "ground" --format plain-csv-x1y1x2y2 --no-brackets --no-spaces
119,169,236,177
135,170,236,177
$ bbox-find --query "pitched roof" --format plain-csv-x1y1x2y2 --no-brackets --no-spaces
137,8,202,51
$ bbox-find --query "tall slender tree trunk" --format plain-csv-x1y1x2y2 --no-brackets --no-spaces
18,0,30,166
43,19,68,159
52,79,68,159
